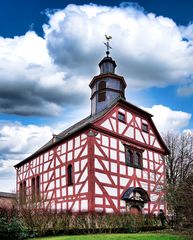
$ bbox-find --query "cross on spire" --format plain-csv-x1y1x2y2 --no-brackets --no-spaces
104,34,112,56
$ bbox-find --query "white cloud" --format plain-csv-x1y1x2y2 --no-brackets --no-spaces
143,105,192,133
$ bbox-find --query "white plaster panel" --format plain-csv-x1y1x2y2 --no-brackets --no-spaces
44,152,48,162
104,186,117,197
81,159,87,170
95,207,103,212
143,171,148,180
60,154,66,162
56,189,60,198
102,135,109,147
62,202,66,210
143,160,148,169
149,151,153,160
81,181,88,193
75,148,81,158
127,112,133,123
150,136,155,145
118,122,126,134
110,138,117,149
136,129,144,143
68,186,73,195
61,144,66,154
95,183,103,194
75,136,80,148
105,198,110,205
56,157,61,167
136,117,141,128
158,165,163,173
120,200,126,207
48,181,54,190
74,162,79,172
112,113,116,117
56,179,60,188
95,172,111,184
81,146,88,157
72,201,79,212
112,199,118,208
120,165,126,175
95,197,103,205
75,184,82,194
102,160,109,170
110,149,117,160
140,182,148,191
47,191,52,199
111,162,117,173
62,187,66,196
106,208,114,213
101,120,112,131
154,140,161,149
142,132,149,144
150,162,154,170
101,146,109,157
119,152,125,162
150,183,155,191
49,170,54,179
110,118,116,132
151,193,158,201
125,127,134,138
67,152,72,161
81,134,87,140
119,141,125,151
75,173,80,183
127,166,133,176
61,166,66,176
81,200,88,211
62,177,66,186
118,108,125,114
95,146,104,157
136,169,142,178
56,168,60,178
120,177,128,187
154,153,159,163
95,159,103,170
112,176,117,185
79,168,88,182
82,139,86,145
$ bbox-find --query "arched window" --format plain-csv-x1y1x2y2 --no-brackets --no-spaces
67,164,73,185
32,177,35,202
134,152,141,167
98,81,106,102
19,182,23,203
23,181,26,203
36,176,40,201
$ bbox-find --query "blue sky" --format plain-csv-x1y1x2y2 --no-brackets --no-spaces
1,0,193,192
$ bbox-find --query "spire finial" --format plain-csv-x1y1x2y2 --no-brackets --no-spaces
104,34,112,56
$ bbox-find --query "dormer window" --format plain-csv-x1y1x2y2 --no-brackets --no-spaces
118,112,125,122
142,123,148,133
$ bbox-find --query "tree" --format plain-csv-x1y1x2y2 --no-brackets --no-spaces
163,132,193,225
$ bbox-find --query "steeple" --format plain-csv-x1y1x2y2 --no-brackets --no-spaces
89,35,127,115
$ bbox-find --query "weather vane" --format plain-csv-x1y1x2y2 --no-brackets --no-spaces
104,34,112,56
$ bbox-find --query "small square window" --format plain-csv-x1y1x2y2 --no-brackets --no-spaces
118,112,125,122
142,123,148,133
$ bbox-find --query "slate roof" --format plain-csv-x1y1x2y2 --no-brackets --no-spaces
14,96,169,168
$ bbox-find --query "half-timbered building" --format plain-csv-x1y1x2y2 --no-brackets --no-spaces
15,46,169,215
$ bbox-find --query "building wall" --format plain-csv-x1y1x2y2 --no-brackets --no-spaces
17,132,90,212
92,105,166,214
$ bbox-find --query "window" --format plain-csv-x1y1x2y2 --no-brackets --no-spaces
19,182,23,203
36,176,40,201
32,177,35,202
67,164,73,185
98,81,106,102
142,123,148,133
125,147,143,169
118,112,125,122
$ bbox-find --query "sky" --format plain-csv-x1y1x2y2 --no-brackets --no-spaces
1,0,193,192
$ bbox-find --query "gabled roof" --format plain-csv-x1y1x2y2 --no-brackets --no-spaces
14,96,169,168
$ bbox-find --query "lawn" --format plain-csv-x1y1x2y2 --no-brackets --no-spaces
31,232,189,240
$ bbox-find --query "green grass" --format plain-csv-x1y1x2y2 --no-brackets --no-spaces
31,233,189,240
